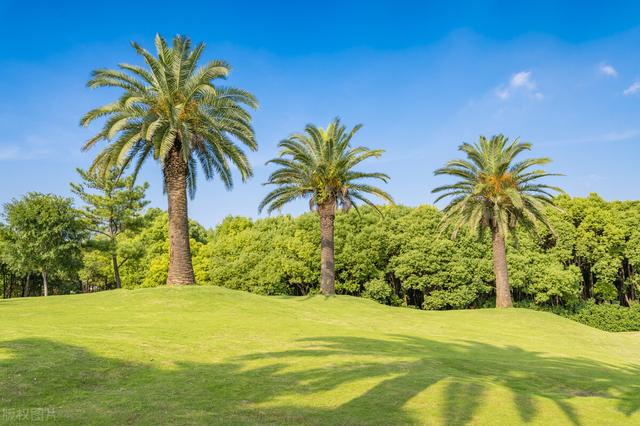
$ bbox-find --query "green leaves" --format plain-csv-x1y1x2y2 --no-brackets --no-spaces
1,193,84,282
70,167,149,244
260,118,393,214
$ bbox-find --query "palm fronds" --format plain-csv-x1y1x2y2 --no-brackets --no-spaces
81,34,258,198
260,119,393,214
433,134,562,238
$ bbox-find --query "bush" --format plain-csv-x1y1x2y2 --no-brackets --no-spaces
522,301,640,332
569,302,640,332
363,278,401,306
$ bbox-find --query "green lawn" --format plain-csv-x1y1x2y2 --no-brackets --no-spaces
0,287,639,425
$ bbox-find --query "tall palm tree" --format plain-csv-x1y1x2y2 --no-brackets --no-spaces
80,34,258,285
259,119,393,295
432,135,562,308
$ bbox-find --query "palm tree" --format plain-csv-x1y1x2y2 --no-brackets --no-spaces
259,119,393,295
432,135,562,308
80,34,258,285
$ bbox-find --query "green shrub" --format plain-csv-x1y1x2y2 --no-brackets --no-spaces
363,278,401,306
569,302,640,332
522,301,640,332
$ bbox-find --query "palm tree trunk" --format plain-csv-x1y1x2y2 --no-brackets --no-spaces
42,270,48,297
112,253,122,289
318,200,336,295
164,144,195,285
491,226,513,308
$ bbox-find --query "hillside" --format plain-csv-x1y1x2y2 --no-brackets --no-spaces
0,287,639,425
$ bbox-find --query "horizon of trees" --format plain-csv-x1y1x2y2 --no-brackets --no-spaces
2,191,639,310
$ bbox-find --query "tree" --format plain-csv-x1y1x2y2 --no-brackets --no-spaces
432,135,562,308
1,193,84,296
259,118,393,295
80,34,258,285
71,167,149,288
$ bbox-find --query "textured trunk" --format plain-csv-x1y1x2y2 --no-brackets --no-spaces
112,253,122,289
165,144,195,285
42,270,49,297
318,200,336,295
491,226,513,308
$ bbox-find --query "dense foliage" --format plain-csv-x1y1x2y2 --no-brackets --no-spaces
204,194,640,332
2,192,640,331
0,193,84,296
564,302,640,332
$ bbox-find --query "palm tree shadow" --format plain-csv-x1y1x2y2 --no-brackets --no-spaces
238,335,640,425
0,336,639,425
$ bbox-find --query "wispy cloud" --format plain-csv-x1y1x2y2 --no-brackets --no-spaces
495,88,510,100
597,129,640,142
598,63,617,77
0,144,49,161
624,81,640,96
495,70,543,100
539,129,640,146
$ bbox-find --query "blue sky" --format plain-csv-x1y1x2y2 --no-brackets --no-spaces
2,1,640,227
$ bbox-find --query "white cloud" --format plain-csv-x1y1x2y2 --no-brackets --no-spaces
598,63,617,77
510,71,536,89
624,81,640,96
495,70,542,100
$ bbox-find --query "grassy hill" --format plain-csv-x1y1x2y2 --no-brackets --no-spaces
0,287,639,425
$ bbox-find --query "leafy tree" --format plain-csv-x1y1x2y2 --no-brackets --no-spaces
71,167,149,288
80,34,258,285
0,222,38,297
334,207,392,295
259,119,393,295
207,215,318,295
432,135,562,308
388,205,493,309
1,193,84,296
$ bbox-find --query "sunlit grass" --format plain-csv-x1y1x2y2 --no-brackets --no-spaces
0,286,639,425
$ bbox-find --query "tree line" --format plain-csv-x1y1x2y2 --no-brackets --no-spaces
2,188,639,307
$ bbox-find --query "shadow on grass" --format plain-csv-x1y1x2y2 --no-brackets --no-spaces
0,336,639,424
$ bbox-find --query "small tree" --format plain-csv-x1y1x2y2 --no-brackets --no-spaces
1,193,84,296
71,168,149,288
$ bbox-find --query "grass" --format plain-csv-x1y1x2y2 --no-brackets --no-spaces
0,286,639,425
